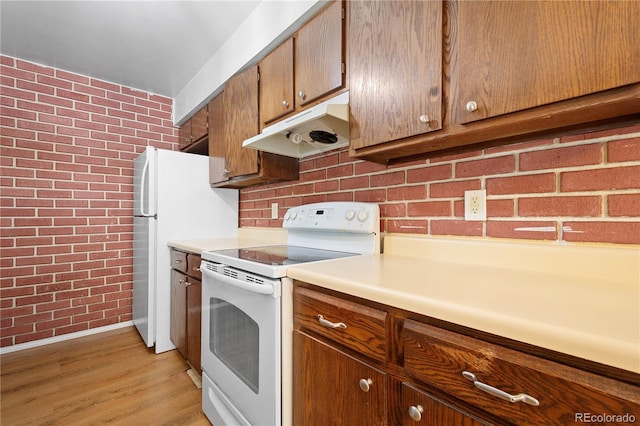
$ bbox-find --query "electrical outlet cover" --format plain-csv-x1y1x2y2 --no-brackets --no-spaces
464,190,486,221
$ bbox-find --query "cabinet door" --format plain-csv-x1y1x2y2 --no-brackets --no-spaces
348,0,442,150
453,1,640,124
178,120,191,150
401,383,486,426
186,277,201,371
170,269,187,359
259,38,294,125
190,106,208,142
224,66,260,178
295,0,344,107
294,332,387,426
208,92,228,184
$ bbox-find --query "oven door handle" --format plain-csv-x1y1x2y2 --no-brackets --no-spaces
201,266,274,296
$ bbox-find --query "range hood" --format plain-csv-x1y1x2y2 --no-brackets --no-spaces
243,91,349,158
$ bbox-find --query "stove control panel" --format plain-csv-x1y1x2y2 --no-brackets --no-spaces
283,202,379,233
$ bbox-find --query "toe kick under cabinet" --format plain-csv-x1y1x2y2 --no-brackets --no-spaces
292,282,640,425
170,248,202,372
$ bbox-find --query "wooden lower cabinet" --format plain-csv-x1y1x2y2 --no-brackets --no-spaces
401,383,486,426
293,331,387,426
293,282,640,425
169,249,202,371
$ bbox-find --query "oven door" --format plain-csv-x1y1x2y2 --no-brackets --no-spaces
201,261,281,426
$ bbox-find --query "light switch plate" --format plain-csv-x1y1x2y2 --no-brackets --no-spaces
271,203,278,219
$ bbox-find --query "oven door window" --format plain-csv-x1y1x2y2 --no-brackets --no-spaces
210,297,259,394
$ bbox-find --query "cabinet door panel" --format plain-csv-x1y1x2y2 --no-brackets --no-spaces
178,121,191,149
208,92,228,184
348,0,442,150
190,106,208,142
295,0,343,107
454,1,640,124
224,66,259,178
186,277,201,371
401,383,486,426
294,332,387,426
260,38,294,125
170,269,187,359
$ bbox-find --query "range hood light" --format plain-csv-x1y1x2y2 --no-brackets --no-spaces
242,91,349,159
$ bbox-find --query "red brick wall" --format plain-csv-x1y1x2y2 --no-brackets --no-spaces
240,126,640,245
0,56,179,347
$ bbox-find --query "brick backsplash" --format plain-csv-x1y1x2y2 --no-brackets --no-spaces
240,127,640,245
1,56,179,347
2,55,640,349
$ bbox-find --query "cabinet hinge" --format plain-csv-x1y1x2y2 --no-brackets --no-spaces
341,6,345,20
341,62,345,74
257,71,260,82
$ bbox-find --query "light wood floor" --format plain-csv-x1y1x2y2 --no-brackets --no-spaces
0,326,210,425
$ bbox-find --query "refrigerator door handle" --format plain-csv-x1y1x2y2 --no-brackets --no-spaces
139,157,155,218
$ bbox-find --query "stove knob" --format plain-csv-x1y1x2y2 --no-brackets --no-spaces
357,209,369,222
284,211,290,221
290,210,298,220
345,209,356,221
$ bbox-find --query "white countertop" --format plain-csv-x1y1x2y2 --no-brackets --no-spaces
287,234,640,374
168,227,288,253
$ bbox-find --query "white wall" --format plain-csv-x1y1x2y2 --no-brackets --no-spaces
174,0,326,125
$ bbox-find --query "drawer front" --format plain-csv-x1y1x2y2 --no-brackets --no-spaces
170,249,188,273
403,320,640,425
294,286,387,362
186,253,202,280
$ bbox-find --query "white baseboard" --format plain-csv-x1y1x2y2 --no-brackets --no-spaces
0,321,134,355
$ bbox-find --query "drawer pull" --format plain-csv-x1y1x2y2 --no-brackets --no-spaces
408,405,424,422
317,314,347,330
358,378,373,392
174,259,183,264
462,371,539,406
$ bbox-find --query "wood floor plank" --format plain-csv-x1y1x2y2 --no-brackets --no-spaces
1,326,210,425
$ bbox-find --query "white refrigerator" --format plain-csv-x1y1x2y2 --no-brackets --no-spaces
133,146,238,353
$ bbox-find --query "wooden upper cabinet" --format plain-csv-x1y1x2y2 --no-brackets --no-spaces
208,92,227,184
348,0,443,151
190,107,208,141
453,1,640,124
178,106,208,150
223,65,260,179
259,1,344,127
294,0,344,108
259,38,294,125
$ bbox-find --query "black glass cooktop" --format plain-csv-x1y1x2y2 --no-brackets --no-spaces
211,245,358,266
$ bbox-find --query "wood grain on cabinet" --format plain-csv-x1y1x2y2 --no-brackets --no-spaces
259,38,294,125
170,249,203,371
349,0,640,164
401,383,486,426
178,106,208,151
224,66,260,179
293,332,387,426
294,0,344,109
210,66,299,188
258,1,345,129
348,0,443,151
294,286,387,362
403,319,640,425
453,1,640,124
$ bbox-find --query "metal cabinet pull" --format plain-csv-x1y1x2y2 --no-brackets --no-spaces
184,280,192,287
317,314,347,329
358,378,372,392
462,371,539,406
174,259,183,264
408,405,424,422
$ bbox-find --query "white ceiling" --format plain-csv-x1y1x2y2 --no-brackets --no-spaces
0,0,261,98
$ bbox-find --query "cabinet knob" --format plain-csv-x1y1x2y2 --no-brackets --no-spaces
184,280,192,287
466,100,478,112
419,114,430,124
358,378,373,392
408,405,424,422
298,90,306,100
282,100,289,108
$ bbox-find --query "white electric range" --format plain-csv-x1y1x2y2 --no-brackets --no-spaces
199,201,380,426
